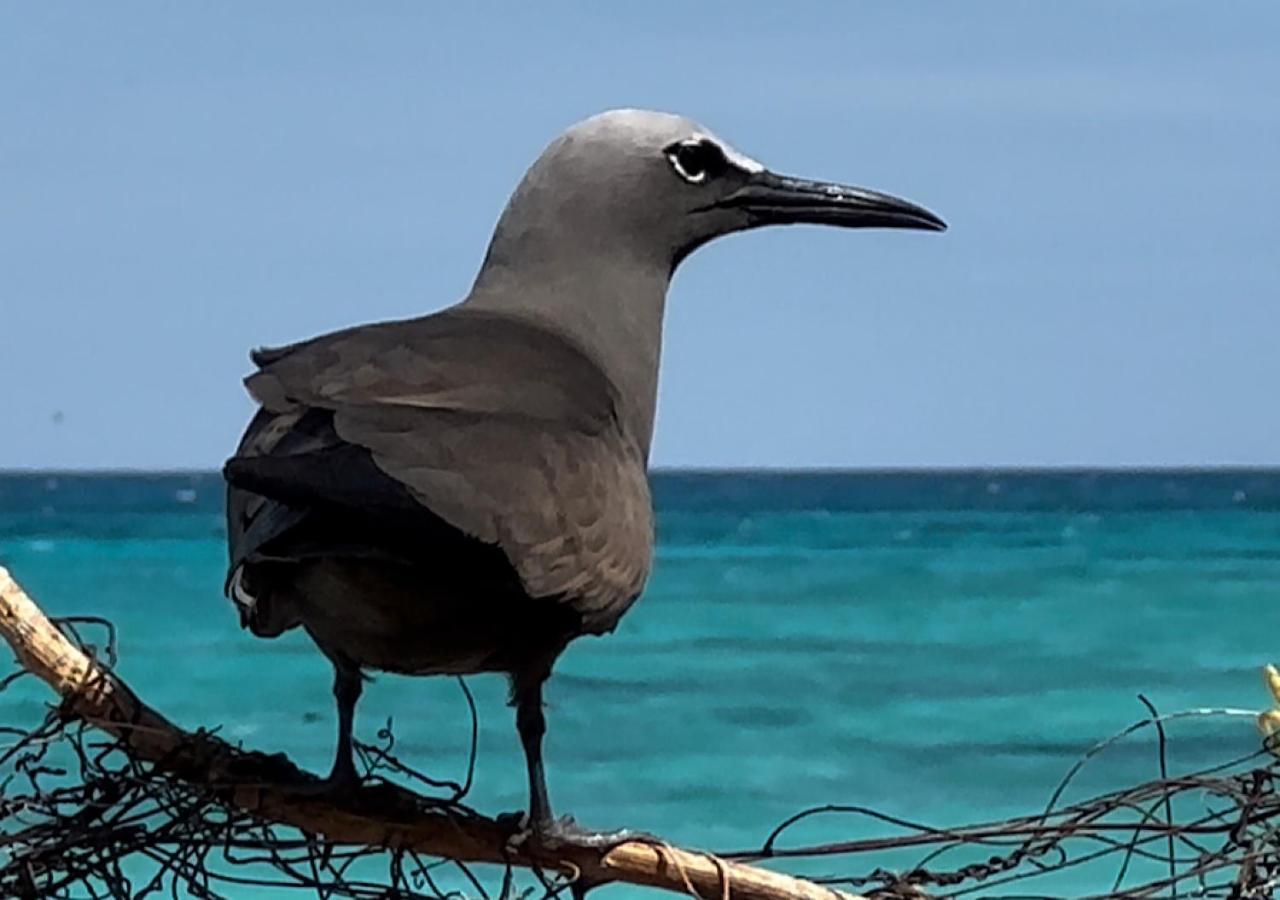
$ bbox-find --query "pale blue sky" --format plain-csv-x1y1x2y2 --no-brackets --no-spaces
2,3,1277,470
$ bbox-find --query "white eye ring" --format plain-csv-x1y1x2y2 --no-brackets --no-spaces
666,140,717,184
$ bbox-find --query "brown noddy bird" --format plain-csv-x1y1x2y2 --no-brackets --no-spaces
223,108,944,833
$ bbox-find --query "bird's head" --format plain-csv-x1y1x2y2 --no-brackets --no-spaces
480,108,946,277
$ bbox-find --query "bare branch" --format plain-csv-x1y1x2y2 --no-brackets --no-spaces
0,565,864,900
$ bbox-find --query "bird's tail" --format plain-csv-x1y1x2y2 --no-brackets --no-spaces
226,563,299,639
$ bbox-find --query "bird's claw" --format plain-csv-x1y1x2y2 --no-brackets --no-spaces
281,776,361,798
546,817,655,850
501,812,653,851
276,759,366,798
499,810,533,853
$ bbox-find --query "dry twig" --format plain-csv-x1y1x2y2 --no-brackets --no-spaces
0,564,862,900
4,561,1280,898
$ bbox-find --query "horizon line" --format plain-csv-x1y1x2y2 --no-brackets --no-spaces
3,464,1280,477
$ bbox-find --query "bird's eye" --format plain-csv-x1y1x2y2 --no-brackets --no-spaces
665,139,727,185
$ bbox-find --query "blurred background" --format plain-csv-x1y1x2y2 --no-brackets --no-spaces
2,2,1277,469
2,3,1279,896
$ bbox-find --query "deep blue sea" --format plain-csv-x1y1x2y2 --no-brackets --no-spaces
2,470,1279,896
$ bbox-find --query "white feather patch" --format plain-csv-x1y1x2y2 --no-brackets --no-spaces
229,566,257,610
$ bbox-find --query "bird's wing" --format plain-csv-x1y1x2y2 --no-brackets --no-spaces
227,308,652,629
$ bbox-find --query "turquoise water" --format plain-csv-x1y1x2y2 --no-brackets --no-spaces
2,470,1279,894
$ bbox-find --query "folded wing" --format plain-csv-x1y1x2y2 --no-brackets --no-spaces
225,308,653,632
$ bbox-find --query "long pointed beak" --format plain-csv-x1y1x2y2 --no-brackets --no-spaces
713,170,947,232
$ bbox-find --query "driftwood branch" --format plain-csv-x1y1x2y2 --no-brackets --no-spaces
0,565,865,900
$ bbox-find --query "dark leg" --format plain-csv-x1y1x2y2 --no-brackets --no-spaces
506,674,653,852
327,656,363,788
514,679,552,826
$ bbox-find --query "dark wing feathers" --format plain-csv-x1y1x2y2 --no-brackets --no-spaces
226,308,652,630
245,310,616,431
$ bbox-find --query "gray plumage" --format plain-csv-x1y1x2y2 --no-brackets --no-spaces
223,109,944,831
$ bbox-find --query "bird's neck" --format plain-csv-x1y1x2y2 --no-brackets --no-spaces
465,252,670,460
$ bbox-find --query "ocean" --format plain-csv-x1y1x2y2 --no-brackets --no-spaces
2,470,1278,896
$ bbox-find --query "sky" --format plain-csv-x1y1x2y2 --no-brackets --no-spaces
2,3,1277,470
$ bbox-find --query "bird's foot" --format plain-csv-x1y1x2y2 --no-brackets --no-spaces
282,761,364,798
327,763,361,791
540,816,654,850
501,812,654,852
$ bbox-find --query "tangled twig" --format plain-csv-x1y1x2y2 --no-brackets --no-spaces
0,565,858,900
2,563,1279,898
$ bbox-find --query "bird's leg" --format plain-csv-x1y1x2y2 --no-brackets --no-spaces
515,681,553,827
327,657,363,789
509,679,650,852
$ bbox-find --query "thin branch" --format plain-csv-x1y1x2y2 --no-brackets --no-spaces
0,565,863,900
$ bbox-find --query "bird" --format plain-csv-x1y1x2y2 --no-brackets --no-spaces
222,108,944,835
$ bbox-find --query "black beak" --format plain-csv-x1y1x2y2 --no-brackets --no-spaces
713,170,947,232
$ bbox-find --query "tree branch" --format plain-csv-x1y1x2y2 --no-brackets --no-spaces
0,565,867,900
